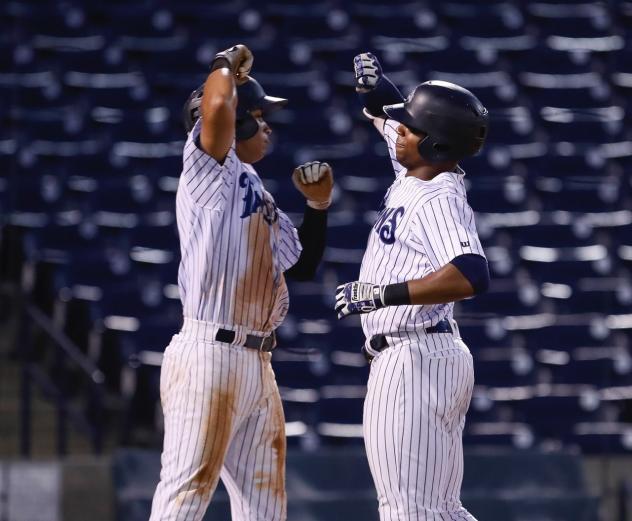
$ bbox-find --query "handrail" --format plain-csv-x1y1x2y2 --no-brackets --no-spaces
2,284,107,456
24,302,105,386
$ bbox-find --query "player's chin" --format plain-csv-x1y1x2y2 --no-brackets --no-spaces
255,142,269,162
395,147,407,164
237,139,268,163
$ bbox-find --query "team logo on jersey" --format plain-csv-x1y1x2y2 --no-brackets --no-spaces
373,206,405,245
239,171,278,224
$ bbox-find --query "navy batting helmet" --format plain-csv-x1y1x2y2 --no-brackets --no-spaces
383,80,489,163
182,77,288,140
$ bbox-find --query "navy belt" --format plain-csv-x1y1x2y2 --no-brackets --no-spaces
215,328,276,352
368,318,453,353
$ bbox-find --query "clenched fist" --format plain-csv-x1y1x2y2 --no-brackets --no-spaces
353,52,383,93
211,44,253,85
292,161,334,210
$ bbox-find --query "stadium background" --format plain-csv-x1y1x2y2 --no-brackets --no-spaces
1,0,631,519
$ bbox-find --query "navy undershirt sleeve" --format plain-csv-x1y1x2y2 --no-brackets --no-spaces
285,206,327,281
450,254,490,294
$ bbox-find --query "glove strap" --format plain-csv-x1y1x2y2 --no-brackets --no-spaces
371,285,385,308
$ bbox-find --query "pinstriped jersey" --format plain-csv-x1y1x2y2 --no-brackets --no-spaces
175,119,301,334
359,118,486,338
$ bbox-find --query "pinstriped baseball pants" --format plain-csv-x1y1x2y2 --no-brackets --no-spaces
149,321,286,521
363,331,477,521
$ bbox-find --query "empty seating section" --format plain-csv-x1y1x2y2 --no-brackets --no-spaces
1,0,631,452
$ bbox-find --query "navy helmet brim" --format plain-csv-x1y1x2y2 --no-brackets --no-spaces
383,103,423,133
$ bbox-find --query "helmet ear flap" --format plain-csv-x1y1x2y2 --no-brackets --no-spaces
417,135,452,163
417,135,432,162
182,85,204,133
236,113,259,141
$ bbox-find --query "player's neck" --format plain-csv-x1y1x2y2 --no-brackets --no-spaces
405,159,459,181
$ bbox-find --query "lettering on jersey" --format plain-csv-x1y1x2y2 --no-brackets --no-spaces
460,240,470,247
373,206,405,245
239,171,278,224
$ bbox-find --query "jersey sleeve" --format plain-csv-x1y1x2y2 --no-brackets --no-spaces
413,195,486,269
276,209,302,271
381,119,407,179
180,119,239,211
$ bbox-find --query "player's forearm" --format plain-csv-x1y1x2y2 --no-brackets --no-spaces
403,264,476,305
387,255,489,306
199,68,237,158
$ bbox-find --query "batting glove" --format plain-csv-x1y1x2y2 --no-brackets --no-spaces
335,281,385,319
211,44,253,84
292,161,334,210
353,52,383,93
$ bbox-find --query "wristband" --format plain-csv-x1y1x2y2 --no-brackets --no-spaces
382,282,411,306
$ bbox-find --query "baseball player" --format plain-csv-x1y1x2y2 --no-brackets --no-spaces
335,53,490,520
149,44,333,521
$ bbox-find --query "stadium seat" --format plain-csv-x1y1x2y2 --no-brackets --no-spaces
473,346,536,387
536,344,632,387
317,384,365,445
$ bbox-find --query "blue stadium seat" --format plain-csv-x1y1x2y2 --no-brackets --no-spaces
317,384,365,445
612,224,632,271
489,384,605,441
454,19,537,57
19,221,99,308
464,421,536,448
327,219,372,251
536,345,632,387
608,49,632,105
519,320,612,352
533,175,624,212
326,350,369,386
511,222,594,248
272,350,327,389
543,276,632,314
172,3,264,43
265,7,350,43
466,175,528,213
473,347,536,387
458,317,512,348
538,106,625,145
459,277,539,316
335,175,392,212
362,14,442,42
508,46,593,74
533,15,623,54
569,421,632,453
110,139,184,175
519,247,612,283
14,4,94,39
485,107,540,149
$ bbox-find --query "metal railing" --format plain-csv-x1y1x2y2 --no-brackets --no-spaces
8,287,106,456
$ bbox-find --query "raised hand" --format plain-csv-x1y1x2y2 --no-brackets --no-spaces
353,52,383,93
292,161,334,209
211,44,254,84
